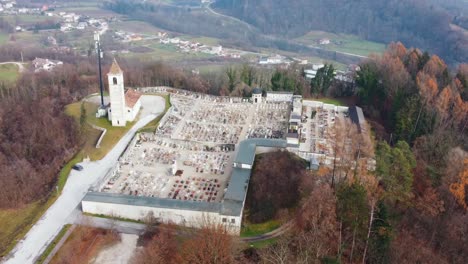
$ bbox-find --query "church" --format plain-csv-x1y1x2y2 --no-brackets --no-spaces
107,59,142,127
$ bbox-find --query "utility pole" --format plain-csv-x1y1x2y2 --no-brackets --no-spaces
94,32,104,107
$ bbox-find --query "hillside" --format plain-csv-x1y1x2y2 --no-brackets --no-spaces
213,0,468,65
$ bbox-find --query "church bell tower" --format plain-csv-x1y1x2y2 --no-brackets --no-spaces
107,59,126,127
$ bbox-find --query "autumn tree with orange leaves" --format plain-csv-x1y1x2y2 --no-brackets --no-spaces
449,159,468,210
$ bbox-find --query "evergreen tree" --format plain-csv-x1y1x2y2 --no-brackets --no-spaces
310,64,335,96
367,201,392,264
376,141,416,204
79,103,87,130
337,182,369,262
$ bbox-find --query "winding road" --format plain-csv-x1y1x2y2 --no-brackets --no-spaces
4,95,166,264
0,62,26,72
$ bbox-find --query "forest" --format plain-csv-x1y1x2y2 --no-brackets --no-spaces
213,0,468,65
0,39,467,262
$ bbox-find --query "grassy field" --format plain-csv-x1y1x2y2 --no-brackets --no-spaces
65,101,136,161
112,20,165,35
183,36,220,46
0,14,59,25
12,31,45,48
240,219,281,238
247,237,278,249
0,64,19,85
296,30,386,57
124,42,214,62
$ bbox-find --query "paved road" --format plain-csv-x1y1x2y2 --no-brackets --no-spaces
4,96,165,264
42,225,76,264
0,62,26,72
206,2,254,31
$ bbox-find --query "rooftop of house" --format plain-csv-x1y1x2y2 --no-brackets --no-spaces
125,89,142,108
252,87,262,95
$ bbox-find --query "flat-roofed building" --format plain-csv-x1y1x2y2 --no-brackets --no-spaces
266,91,294,102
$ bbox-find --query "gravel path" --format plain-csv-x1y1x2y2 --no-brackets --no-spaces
90,234,138,264
0,62,26,72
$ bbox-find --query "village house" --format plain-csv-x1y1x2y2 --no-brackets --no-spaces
32,57,63,72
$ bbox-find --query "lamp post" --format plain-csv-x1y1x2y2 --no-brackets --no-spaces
95,32,104,107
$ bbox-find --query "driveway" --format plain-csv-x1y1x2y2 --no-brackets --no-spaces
4,96,165,264
86,94,165,117
0,62,26,72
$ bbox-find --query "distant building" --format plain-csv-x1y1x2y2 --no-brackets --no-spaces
211,45,222,55
107,59,142,127
32,57,63,72
319,38,330,45
266,91,294,102
259,54,283,65
304,64,326,79
76,22,87,30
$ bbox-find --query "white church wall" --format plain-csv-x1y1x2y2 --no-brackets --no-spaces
126,99,141,121
108,72,127,127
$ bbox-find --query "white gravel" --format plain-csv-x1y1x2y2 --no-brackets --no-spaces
4,95,165,264
91,234,139,264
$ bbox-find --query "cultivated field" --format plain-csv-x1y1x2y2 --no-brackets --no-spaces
295,30,386,57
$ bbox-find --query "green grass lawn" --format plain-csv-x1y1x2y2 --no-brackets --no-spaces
240,219,281,238
304,97,345,106
0,64,19,85
66,101,137,161
247,237,278,249
112,20,165,35
182,36,220,46
296,30,386,57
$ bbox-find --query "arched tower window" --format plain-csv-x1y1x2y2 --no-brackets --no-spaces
113,77,117,85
